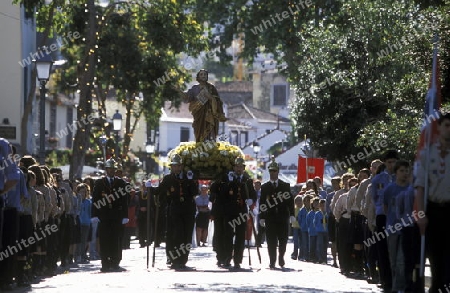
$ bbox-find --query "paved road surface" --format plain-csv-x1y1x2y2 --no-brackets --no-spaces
13,238,385,293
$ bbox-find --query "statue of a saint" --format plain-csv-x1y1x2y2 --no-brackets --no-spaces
180,69,227,142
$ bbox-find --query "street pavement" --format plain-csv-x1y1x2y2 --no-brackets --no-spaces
9,238,387,293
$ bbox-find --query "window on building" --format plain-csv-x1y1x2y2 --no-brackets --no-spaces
180,127,190,142
272,84,288,106
230,131,238,145
240,131,248,147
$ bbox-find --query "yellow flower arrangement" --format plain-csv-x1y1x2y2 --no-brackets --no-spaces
168,141,244,179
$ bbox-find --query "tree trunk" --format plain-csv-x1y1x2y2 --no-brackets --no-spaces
69,0,96,180
122,94,133,159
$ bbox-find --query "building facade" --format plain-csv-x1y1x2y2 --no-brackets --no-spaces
0,2,35,152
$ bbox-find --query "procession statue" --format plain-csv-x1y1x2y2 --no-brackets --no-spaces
179,69,227,142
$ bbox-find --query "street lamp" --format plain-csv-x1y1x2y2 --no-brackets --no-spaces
252,141,261,179
112,110,122,159
33,49,54,165
145,143,155,154
155,130,160,153
145,141,155,175
99,134,107,163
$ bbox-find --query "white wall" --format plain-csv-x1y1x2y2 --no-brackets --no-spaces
92,99,147,153
0,3,33,148
241,129,288,158
158,120,194,153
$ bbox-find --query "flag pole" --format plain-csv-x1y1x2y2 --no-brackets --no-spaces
304,134,308,181
419,33,439,279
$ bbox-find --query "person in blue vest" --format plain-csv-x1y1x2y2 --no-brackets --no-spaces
0,139,20,290
314,199,328,264
370,150,398,292
307,197,320,263
298,193,312,261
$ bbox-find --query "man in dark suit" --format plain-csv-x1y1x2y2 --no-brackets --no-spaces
91,159,129,272
259,159,295,269
159,154,197,270
216,157,256,269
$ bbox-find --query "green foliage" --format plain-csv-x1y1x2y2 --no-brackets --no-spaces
284,0,445,162
196,0,450,165
14,0,450,171
203,59,234,81
357,109,421,163
53,0,208,127
45,150,71,167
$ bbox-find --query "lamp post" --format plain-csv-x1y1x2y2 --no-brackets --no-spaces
155,130,160,153
112,110,122,160
99,134,107,163
252,141,261,179
145,141,155,175
33,50,54,165
155,130,160,175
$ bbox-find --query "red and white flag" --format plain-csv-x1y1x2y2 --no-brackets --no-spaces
414,35,441,279
297,156,325,183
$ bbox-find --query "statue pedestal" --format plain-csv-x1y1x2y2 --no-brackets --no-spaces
168,141,244,180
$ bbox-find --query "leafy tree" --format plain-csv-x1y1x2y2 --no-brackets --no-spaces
16,0,208,179
195,0,450,166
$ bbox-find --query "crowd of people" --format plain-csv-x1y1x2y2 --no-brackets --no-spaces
1,111,450,293
288,112,450,293
0,139,145,290
0,138,95,290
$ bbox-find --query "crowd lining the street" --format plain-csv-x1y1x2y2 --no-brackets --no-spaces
1,112,450,293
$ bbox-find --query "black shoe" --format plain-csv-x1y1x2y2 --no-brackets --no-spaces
279,257,285,268
222,263,232,269
170,263,180,270
100,267,111,273
176,264,194,271
233,264,241,269
269,264,275,270
17,281,31,288
111,266,126,272
1,283,14,291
